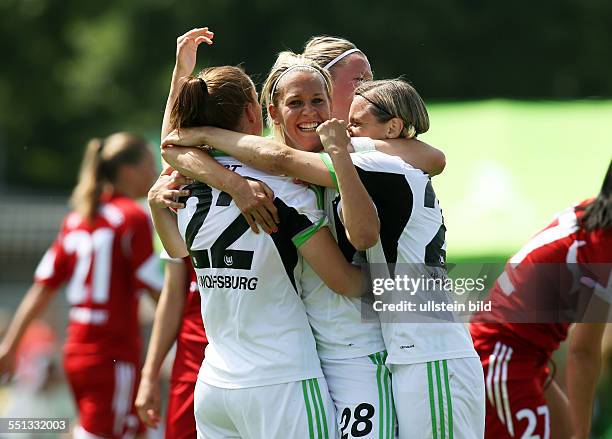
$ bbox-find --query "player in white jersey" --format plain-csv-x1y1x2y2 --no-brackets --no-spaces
163,78,485,438
163,61,450,439
259,54,395,439
151,61,378,438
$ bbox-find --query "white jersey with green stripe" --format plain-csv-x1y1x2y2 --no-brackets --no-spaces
177,156,326,389
320,150,478,365
299,184,385,360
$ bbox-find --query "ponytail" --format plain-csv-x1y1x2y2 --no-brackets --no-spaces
70,138,106,221
169,76,211,132
70,132,151,222
169,67,255,133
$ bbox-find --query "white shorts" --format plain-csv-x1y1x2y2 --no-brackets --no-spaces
322,351,396,439
194,377,337,439
390,357,485,439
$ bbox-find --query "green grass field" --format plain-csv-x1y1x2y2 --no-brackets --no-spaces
421,99,612,259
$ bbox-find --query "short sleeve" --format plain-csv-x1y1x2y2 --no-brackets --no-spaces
577,232,612,303
126,210,164,292
34,230,72,290
350,137,376,153
274,196,328,249
319,153,339,190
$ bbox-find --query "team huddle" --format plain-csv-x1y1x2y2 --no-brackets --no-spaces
1,26,611,439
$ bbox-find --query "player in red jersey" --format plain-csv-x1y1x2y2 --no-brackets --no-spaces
135,167,206,439
134,167,210,438
135,249,205,439
470,160,612,439
0,132,162,439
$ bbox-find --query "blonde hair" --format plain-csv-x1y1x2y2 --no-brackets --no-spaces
261,52,332,143
354,79,429,139
303,35,362,72
70,132,150,221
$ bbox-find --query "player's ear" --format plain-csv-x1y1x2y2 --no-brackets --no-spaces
386,117,404,139
245,101,257,125
268,104,281,126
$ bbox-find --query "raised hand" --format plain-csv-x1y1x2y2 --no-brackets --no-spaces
175,27,215,79
316,119,350,153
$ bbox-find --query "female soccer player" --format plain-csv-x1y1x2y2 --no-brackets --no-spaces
162,76,486,439
136,28,294,438
470,161,612,439
257,54,393,439
151,57,382,438
303,35,372,122
135,232,205,438
0,132,162,439
302,35,446,174
135,166,208,439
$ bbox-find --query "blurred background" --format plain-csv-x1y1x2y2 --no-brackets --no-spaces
0,0,611,436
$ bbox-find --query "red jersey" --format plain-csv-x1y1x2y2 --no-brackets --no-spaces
170,257,207,383
471,200,612,354
34,193,163,364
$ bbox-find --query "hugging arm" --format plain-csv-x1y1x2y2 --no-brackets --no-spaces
163,127,335,187
317,119,380,250
299,227,364,298
164,124,380,250
161,27,214,145
160,28,237,181
373,138,446,176
160,28,277,233
161,147,279,234
147,171,189,258
274,196,363,298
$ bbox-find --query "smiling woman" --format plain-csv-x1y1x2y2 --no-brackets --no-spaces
348,79,430,140
260,52,332,151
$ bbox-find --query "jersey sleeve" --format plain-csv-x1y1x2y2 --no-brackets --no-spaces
274,194,328,249
578,234,612,303
319,153,339,190
33,225,72,290
350,136,376,153
126,210,164,292
319,151,411,207
351,152,424,265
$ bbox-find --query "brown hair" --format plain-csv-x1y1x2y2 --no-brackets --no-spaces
260,52,332,143
169,66,256,132
70,132,150,220
302,35,360,72
355,79,430,139
579,159,612,231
